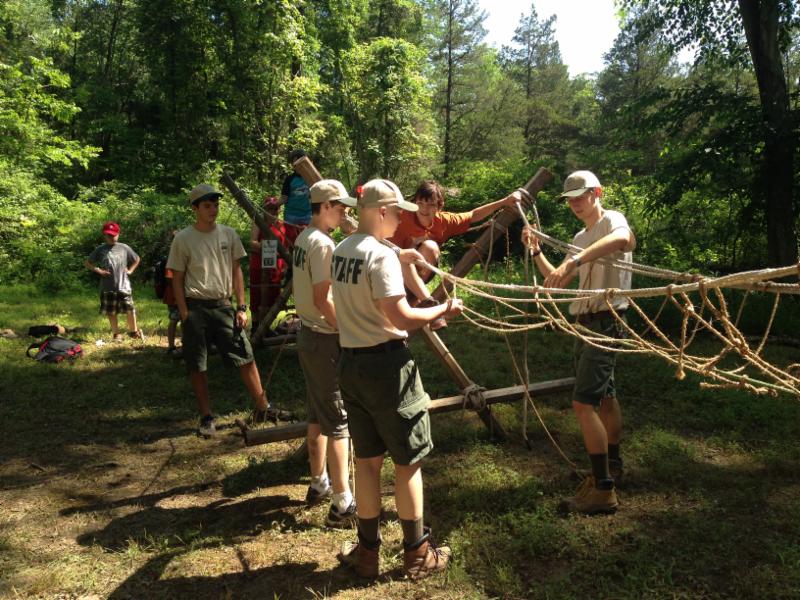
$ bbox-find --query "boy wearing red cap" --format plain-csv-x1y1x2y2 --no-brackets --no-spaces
85,221,142,341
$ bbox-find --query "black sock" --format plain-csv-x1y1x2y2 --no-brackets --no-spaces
357,516,381,548
608,444,621,462
589,453,611,483
400,518,425,546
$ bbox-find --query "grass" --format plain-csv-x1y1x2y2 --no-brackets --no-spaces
1,280,800,599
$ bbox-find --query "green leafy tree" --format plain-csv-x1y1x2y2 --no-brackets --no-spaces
341,37,436,184
622,0,799,266
426,0,487,175
0,0,99,178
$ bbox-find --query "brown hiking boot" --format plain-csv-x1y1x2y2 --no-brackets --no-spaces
403,532,451,580
338,540,379,579
559,476,618,516
417,297,447,331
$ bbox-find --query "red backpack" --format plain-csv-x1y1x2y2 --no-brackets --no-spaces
27,336,83,363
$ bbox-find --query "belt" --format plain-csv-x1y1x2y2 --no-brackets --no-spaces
186,298,231,308
343,339,407,355
575,309,625,325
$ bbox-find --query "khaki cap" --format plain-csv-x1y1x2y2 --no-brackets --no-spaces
358,179,418,212
560,170,602,198
310,179,357,207
188,184,223,205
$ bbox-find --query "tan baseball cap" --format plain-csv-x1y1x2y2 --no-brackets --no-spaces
358,179,418,212
560,170,601,198
188,184,223,205
310,179,357,207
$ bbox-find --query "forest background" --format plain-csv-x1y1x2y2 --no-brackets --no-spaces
0,0,798,293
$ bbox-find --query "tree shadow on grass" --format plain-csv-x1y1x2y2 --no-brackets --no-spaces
0,340,305,491
435,434,800,599
76,494,308,552
106,553,378,600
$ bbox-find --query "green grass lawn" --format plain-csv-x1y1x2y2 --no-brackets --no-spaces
1,281,799,599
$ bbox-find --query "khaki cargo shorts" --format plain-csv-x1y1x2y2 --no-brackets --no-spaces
183,299,254,372
297,327,348,438
573,314,627,406
338,345,432,465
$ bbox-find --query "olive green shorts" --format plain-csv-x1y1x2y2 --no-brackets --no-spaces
338,345,432,465
183,299,254,372
297,327,348,439
573,315,627,406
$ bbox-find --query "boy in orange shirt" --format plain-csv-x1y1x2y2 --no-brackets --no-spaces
388,181,520,326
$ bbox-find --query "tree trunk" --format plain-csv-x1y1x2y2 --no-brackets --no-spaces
443,3,454,177
739,0,797,267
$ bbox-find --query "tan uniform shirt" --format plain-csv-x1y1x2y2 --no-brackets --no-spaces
167,224,246,300
570,209,633,315
331,233,407,348
293,226,336,334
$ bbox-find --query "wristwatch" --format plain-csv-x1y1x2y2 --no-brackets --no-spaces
236,304,247,313
570,256,582,269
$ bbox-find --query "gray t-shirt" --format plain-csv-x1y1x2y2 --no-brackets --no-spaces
88,242,139,294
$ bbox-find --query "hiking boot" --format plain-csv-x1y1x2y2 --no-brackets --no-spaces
166,346,183,358
305,484,333,506
198,415,216,437
112,333,124,342
417,297,447,331
403,529,451,580
338,539,380,579
128,328,145,341
326,500,357,528
559,476,618,516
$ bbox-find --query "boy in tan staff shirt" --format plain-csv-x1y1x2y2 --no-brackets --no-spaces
332,179,464,580
292,179,358,526
523,170,635,515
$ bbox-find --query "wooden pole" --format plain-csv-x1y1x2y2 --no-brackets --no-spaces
431,167,553,301
220,173,293,264
418,326,509,441
252,280,293,345
239,377,574,446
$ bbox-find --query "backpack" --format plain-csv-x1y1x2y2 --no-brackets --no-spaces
27,336,83,363
154,257,168,299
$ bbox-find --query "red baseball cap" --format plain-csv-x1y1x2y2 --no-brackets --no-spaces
102,221,120,236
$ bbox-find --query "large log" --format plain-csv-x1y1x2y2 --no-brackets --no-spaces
432,167,553,301
240,377,574,446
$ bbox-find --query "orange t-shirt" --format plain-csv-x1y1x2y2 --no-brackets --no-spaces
389,210,472,249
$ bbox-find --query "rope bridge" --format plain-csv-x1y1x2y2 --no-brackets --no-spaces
424,215,800,399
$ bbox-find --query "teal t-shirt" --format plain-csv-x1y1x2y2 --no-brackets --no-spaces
281,174,311,225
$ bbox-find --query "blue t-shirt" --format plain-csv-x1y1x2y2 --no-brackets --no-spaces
281,173,311,225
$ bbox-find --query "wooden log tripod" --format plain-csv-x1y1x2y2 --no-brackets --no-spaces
220,162,575,446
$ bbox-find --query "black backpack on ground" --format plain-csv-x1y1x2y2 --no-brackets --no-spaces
26,336,83,363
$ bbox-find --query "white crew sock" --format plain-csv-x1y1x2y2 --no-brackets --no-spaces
332,490,353,512
310,473,330,492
